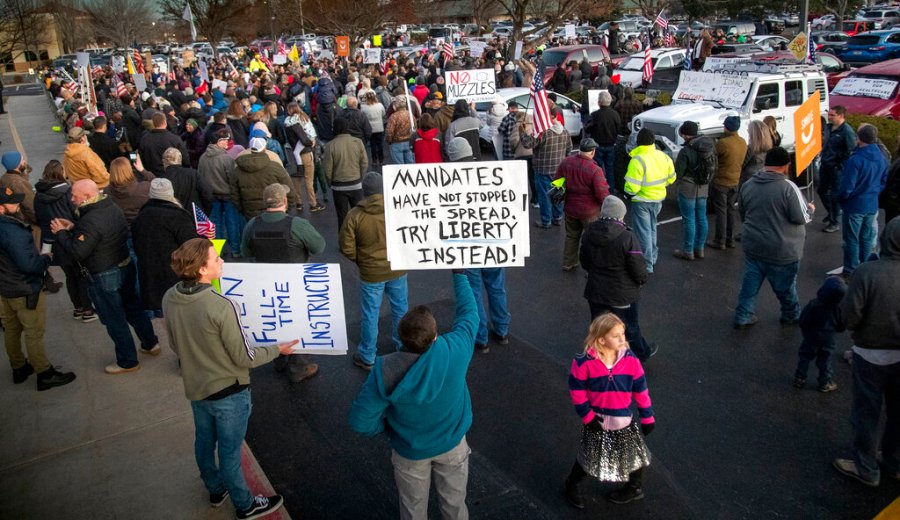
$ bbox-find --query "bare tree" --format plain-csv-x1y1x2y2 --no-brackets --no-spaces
306,0,389,46
634,0,670,24
0,0,51,67
85,0,154,48
44,0,93,54
496,0,612,51
160,0,254,48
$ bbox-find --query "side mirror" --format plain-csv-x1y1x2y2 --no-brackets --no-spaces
842,63,851,71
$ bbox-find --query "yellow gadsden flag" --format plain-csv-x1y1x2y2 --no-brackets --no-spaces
288,43,300,63
126,54,135,75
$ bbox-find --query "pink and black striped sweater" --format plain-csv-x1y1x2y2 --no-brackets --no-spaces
568,349,655,431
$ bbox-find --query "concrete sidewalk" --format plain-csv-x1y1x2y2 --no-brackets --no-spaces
0,93,288,519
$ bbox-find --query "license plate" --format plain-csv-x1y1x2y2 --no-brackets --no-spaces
854,51,862,55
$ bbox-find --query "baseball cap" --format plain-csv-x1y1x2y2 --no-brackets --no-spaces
249,137,267,153
0,185,25,204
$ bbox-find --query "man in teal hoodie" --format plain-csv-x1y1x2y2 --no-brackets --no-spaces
349,272,478,519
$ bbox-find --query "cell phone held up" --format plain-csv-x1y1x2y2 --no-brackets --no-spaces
129,152,137,161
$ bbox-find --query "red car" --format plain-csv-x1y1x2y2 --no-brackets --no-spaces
541,45,611,85
830,58,900,118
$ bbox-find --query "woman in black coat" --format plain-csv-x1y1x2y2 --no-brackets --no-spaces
33,160,95,321
131,179,201,313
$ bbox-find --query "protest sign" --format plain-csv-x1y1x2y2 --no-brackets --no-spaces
373,34,382,47
831,77,898,100
364,48,381,64
198,60,209,83
219,263,348,355
469,41,486,58
514,40,523,60
212,78,228,93
444,68,497,104
182,49,195,66
111,55,125,73
673,70,753,109
382,160,531,270
793,91,822,175
273,54,287,64
586,89,610,112
565,24,576,39
132,73,147,93
76,52,90,68
336,36,350,57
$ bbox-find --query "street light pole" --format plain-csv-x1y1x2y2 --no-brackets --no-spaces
800,0,810,36
300,0,305,36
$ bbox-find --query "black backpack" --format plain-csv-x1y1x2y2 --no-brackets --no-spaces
689,139,718,185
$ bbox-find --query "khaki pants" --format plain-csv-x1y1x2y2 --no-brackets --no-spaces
291,151,318,209
391,436,470,520
1,293,50,372
563,215,596,268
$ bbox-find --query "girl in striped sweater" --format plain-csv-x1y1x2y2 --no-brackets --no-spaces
565,313,655,508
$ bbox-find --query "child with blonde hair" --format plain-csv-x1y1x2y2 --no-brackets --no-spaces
565,313,655,508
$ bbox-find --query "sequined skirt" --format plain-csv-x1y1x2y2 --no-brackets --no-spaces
576,420,651,482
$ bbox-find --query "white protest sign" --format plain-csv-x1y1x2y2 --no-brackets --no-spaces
273,54,287,64
219,263,348,355
111,55,125,73
565,24,576,39
132,73,147,93
702,56,750,71
364,48,381,64
514,40,523,60
586,89,610,112
76,52,90,68
213,78,228,92
382,161,531,270
198,60,209,83
469,41,487,58
832,77,898,100
444,68,497,104
673,71,753,109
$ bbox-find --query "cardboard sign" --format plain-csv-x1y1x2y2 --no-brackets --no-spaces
832,77,898,100
182,49,195,66
469,41,486,58
364,48,381,64
132,73,147,93
382,160,531,270
219,263,348,354
444,68,497,104
793,91,822,175
673,71,753,109
336,36,350,57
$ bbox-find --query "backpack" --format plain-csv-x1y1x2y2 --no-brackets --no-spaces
689,139,718,185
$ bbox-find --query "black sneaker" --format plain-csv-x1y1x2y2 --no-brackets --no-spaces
12,362,34,384
607,486,644,504
36,367,76,391
353,353,374,371
236,494,284,520
819,381,838,393
209,489,230,508
475,343,490,354
489,331,509,345
793,377,806,389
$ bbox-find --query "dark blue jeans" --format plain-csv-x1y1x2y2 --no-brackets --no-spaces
588,300,651,361
817,167,842,226
191,389,254,511
849,353,900,483
734,257,800,325
677,194,708,254
795,339,836,386
594,146,616,188
88,262,158,368
535,173,563,225
210,199,245,257
841,212,878,274
465,268,511,345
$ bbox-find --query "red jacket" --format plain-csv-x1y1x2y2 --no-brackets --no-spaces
412,85,430,107
555,154,609,220
414,128,442,163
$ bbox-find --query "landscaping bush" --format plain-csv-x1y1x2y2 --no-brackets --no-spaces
845,113,900,159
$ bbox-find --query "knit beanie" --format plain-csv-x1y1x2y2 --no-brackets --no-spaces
446,137,473,161
362,171,383,197
600,195,627,221
148,178,180,205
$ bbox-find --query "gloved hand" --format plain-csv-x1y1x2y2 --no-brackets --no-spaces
641,422,655,436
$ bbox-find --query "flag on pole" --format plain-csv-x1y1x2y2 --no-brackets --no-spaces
193,203,216,239
654,10,668,30
529,62,552,137
642,33,654,84
182,2,198,42
807,23,817,65
112,74,127,98
683,34,692,71
132,50,145,74
441,41,454,62
288,43,300,63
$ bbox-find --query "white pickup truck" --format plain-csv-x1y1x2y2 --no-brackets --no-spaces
629,63,830,159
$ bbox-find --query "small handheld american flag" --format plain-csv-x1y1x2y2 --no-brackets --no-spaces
442,41,454,62
529,61,552,137
193,203,217,239
642,33,654,85
655,10,668,30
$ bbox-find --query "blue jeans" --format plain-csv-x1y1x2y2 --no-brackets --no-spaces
535,173,562,225
677,194,708,253
210,199,245,257
841,212,878,274
390,142,414,164
190,389,254,511
795,339,836,387
464,268,510,345
87,262,158,368
630,201,662,272
358,275,409,364
734,257,800,325
849,353,900,483
588,300,651,361
594,146,616,188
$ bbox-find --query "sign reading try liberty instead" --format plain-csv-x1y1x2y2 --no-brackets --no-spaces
219,263,348,355
383,161,531,269
444,68,497,103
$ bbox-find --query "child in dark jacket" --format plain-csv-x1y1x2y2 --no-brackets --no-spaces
793,276,847,392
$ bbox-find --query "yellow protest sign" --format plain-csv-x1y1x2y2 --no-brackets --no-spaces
211,239,226,293
373,35,382,47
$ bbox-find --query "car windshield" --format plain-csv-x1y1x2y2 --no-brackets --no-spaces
832,74,899,99
848,35,882,46
619,57,655,70
541,50,569,67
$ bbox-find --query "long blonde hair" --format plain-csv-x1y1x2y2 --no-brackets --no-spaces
747,120,774,157
583,313,625,357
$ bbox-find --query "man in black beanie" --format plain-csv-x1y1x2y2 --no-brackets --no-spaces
733,147,815,329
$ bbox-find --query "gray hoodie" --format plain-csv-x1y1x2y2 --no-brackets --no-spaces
738,170,812,264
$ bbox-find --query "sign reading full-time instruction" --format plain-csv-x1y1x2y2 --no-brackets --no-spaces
444,68,497,103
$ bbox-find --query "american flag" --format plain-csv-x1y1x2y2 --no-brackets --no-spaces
529,62,552,137
381,56,391,76
807,24,817,65
684,34,692,71
642,33,654,85
132,50,145,74
193,203,216,239
441,41,454,62
91,65,103,78
64,80,78,92
654,10,668,30
277,37,288,56
665,31,675,47
112,74,127,98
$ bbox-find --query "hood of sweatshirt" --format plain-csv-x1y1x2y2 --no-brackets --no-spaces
34,180,69,203
817,276,848,305
374,336,452,405
358,194,385,215
417,127,438,140
548,120,564,135
881,217,900,259
234,151,270,173
688,135,716,155
747,170,787,184
583,218,627,248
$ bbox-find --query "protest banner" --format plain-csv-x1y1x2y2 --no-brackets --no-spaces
382,160,531,270
673,70,753,109
219,263,348,355
364,48,381,64
444,68,497,104
469,41,486,58
831,77,898,100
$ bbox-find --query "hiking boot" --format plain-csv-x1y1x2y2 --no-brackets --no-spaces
236,495,284,520
733,314,759,330
209,489,230,508
833,458,879,487
12,362,34,384
706,241,726,250
607,485,644,504
694,249,705,259
819,381,838,393
105,363,140,375
823,224,840,233
352,353,373,371
42,278,63,293
36,367,76,391
793,377,806,389
81,310,98,323
564,477,584,509
289,363,319,383
140,344,161,356
673,249,694,260
490,331,509,345
475,343,490,354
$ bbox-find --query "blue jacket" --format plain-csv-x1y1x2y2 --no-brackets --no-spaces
0,214,49,298
348,274,478,460
837,143,888,214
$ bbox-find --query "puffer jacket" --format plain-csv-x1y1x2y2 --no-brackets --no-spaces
0,213,48,298
444,116,482,161
230,151,298,218
580,218,648,307
339,194,406,283
413,127,442,163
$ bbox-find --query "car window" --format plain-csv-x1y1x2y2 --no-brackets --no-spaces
819,55,840,71
586,48,603,62
555,97,573,109
754,82,780,111
514,94,531,107
889,33,900,43
657,56,672,68
785,80,803,107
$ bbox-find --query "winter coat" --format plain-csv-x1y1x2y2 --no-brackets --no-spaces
180,128,206,169
203,122,228,145
361,102,386,134
323,134,367,187
139,129,190,176
386,109,413,144
131,199,201,310
338,108,373,141
316,76,339,105
197,144,236,203
555,154,609,220
161,165,203,210
713,133,748,188
63,143,110,188
674,135,716,199
0,213,48,298
414,128,442,163
479,99,506,143
0,170,36,224
230,151,298,218
586,107,621,146
837,143,889,215
799,276,847,351
55,196,129,275
121,106,143,148
33,180,75,266
339,194,406,283
88,131,122,169
821,122,857,174
738,171,812,265
226,116,251,148
107,179,152,226
444,116,482,161
521,122,571,175
580,218,648,307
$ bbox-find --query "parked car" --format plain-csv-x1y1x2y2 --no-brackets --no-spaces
841,20,876,36
856,8,900,29
812,14,838,30
540,44,610,84
473,87,582,140
752,35,789,51
613,47,686,91
811,31,850,54
829,58,900,117
710,43,766,55
841,29,900,65
712,21,757,37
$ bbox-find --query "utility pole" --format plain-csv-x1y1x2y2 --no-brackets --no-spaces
799,0,810,36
